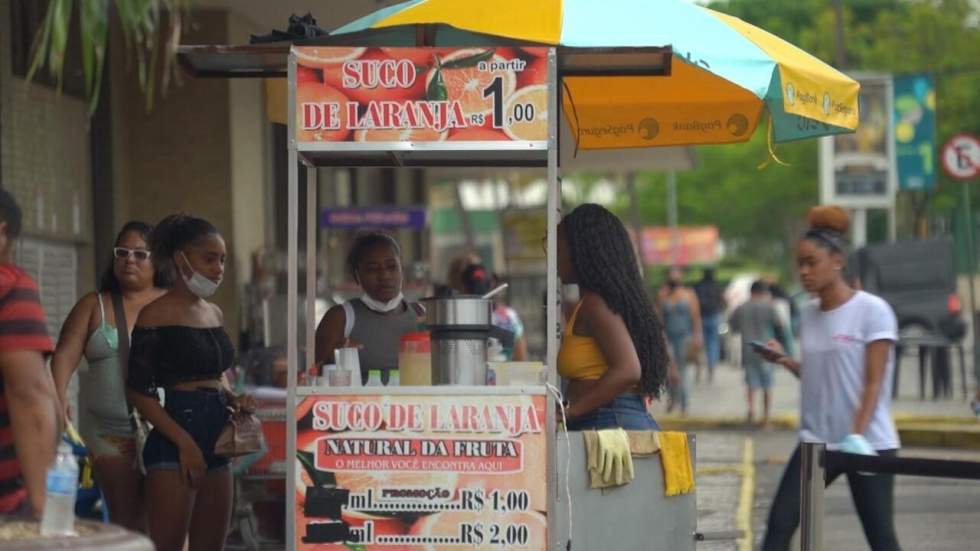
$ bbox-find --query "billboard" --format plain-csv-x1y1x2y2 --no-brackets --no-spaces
893,74,937,191
293,47,549,145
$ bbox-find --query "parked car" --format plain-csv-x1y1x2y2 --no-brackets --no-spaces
847,239,965,341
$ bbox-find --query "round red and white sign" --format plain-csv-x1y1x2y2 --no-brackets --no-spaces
941,134,980,181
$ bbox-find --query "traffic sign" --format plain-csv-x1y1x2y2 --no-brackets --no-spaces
941,133,980,181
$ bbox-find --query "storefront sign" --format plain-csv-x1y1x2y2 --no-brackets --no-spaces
321,207,427,230
639,226,720,266
294,46,549,145
295,392,548,549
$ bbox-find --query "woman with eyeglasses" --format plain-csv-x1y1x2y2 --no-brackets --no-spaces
51,221,171,532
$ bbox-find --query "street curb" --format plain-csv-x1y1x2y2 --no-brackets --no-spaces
659,415,980,450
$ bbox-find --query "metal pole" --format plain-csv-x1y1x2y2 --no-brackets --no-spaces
285,53,298,551
626,172,646,270
667,171,679,266
306,167,318,378
800,442,826,551
545,48,560,387
852,208,868,248
962,184,979,376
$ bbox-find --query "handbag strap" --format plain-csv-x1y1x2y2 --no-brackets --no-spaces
110,292,136,418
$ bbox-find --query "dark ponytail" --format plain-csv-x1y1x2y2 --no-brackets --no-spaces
149,214,219,274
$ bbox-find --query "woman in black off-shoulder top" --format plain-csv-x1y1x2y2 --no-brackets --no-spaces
126,214,254,551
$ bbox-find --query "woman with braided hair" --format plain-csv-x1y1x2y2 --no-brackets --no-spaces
556,203,673,430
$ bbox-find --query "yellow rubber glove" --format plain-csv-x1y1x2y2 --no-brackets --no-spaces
595,429,635,486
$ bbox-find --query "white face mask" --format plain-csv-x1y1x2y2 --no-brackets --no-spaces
361,292,404,313
179,251,220,298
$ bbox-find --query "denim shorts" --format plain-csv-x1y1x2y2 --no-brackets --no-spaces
566,394,660,431
143,388,231,473
745,363,774,390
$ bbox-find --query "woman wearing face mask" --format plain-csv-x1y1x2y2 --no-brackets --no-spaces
51,221,170,532
657,266,703,415
557,204,671,429
315,232,424,384
126,214,250,551
758,206,902,551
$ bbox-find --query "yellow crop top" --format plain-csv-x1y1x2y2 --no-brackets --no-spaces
557,300,608,380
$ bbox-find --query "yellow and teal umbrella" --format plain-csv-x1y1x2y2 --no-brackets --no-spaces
328,0,859,149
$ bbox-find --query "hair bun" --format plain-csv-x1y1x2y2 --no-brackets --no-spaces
807,205,850,234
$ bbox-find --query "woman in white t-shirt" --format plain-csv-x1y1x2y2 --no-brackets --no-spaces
758,206,902,551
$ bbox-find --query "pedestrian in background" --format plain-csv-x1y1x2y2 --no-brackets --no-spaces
693,267,725,383
461,264,528,361
758,206,902,551
0,189,59,517
51,221,170,531
657,266,702,415
729,281,783,426
127,214,252,551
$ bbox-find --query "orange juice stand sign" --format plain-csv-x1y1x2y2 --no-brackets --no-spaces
294,47,549,144
295,391,548,549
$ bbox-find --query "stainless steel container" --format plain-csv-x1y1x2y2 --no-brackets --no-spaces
423,296,506,385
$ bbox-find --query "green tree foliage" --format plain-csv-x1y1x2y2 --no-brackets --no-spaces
625,0,980,275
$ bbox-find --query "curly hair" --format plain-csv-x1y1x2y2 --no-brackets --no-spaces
804,205,850,253
561,203,670,398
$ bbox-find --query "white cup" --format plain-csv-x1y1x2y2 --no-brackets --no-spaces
335,348,362,387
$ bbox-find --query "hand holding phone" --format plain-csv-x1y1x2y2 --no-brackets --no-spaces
750,340,786,362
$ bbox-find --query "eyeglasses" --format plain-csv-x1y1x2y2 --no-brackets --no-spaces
114,247,151,261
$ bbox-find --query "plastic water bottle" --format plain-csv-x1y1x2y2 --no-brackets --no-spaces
366,369,383,387
387,370,400,387
40,441,78,536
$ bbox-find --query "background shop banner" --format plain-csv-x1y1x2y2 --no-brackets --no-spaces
294,46,549,145
295,393,548,549
639,226,720,266
321,207,427,230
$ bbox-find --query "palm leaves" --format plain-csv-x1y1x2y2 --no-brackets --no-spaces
27,0,192,114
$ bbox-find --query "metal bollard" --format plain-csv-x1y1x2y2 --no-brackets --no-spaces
800,442,826,551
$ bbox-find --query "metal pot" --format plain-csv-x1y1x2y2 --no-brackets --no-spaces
422,296,513,385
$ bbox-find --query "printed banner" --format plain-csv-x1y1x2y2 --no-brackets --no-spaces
639,226,720,266
893,74,936,191
321,207,427,230
295,393,548,550
294,46,549,145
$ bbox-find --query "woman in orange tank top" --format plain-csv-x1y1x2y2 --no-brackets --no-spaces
556,204,675,430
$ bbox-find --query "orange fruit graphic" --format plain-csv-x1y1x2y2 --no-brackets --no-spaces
297,66,321,84
456,434,548,512
428,49,517,121
295,47,367,69
503,85,548,141
517,55,547,89
296,82,352,142
447,127,509,141
380,47,446,67
354,126,447,142
409,509,547,551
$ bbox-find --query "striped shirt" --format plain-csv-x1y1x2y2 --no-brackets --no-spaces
0,264,54,513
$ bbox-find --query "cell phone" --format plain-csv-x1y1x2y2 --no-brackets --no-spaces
750,341,783,357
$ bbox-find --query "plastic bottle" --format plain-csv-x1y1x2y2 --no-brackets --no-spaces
40,441,78,536
365,369,383,387
387,370,400,387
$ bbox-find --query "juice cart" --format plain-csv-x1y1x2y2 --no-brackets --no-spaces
280,44,698,551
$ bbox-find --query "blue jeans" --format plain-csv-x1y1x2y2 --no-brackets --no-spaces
143,388,231,472
566,394,659,431
667,333,690,412
702,313,722,376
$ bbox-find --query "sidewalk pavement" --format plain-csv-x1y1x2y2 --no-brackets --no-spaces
651,357,980,449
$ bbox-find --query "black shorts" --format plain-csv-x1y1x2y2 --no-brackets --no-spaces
143,388,231,473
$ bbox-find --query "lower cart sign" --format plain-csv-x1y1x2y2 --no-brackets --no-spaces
295,393,548,549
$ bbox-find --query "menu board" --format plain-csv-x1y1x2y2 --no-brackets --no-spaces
293,46,549,145
295,393,548,550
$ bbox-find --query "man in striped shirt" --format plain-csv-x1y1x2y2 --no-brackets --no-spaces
0,189,58,517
